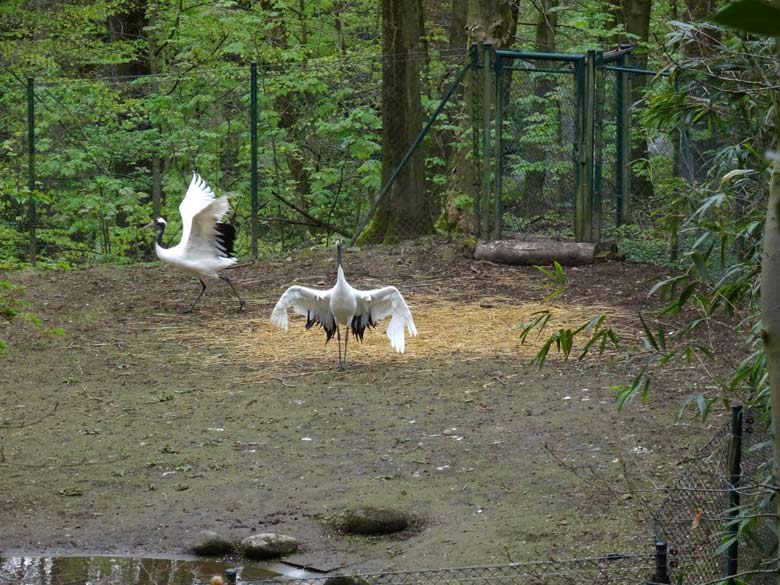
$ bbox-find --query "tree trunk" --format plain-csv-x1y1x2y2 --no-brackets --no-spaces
443,0,516,233
474,239,600,265
448,0,468,52
261,0,312,207
683,0,719,56
519,0,559,217
359,0,429,244
760,162,780,583
106,1,149,79
623,0,655,202
107,1,150,235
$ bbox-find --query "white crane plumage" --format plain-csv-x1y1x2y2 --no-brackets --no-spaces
270,240,417,369
144,172,245,313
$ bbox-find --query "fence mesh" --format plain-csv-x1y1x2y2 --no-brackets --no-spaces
254,555,657,585
498,57,577,238
653,409,776,584
1,51,471,267
2,46,724,269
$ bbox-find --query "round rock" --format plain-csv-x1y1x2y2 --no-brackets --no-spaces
339,506,411,536
191,530,235,556
239,533,299,559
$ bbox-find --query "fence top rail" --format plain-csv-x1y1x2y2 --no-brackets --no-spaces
601,44,635,64
604,65,668,76
501,65,576,74
253,554,657,585
495,49,584,63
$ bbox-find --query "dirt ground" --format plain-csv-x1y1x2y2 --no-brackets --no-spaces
0,239,742,573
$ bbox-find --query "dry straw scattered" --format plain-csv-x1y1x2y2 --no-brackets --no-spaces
153,295,639,378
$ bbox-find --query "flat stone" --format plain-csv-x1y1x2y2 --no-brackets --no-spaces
239,532,299,559
191,530,235,556
339,506,411,536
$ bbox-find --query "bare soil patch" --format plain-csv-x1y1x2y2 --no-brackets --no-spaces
0,239,740,573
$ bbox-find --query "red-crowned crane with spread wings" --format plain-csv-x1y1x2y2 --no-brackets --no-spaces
271,240,417,369
144,173,245,313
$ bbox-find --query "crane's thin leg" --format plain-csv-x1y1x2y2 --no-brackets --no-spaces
220,275,246,311
185,279,207,313
336,326,344,370
343,328,349,369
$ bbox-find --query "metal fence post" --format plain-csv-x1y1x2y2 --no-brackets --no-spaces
615,47,632,227
593,50,604,243
726,405,743,585
494,52,503,240
27,76,37,266
649,540,670,584
480,43,494,241
574,51,595,243
250,61,259,259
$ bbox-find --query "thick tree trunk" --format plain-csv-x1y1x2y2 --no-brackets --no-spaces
623,0,655,202
474,240,600,265
760,162,780,578
520,0,559,216
107,1,149,78
448,0,468,51
360,0,429,244
443,0,516,233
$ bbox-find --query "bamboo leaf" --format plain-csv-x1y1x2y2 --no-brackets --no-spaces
712,0,780,35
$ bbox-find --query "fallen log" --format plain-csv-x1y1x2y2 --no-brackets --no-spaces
474,240,613,266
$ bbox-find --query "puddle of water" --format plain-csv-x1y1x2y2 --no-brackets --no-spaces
0,553,310,585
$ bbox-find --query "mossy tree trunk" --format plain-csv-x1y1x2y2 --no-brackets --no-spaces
360,0,429,244
443,0,516,233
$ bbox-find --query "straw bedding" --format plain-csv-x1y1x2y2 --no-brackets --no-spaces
154,295,638,378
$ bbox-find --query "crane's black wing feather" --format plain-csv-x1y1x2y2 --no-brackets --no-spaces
214,223,236,258
351,312,376,342
306,310,337,342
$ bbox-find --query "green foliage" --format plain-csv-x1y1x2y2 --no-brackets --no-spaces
0,0,473,266
518,310,620,368
534,261,568,300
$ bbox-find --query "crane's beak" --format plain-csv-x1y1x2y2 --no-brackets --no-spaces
142,221,155,230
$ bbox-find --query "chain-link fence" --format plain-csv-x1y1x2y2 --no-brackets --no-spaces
496,53,578,239
254,555,658,585
1,50,472,267
654,407,776,584
246,406,773,585
3,44,710,269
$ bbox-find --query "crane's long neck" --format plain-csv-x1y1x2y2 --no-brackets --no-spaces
154,222,167,249
335,241,347,286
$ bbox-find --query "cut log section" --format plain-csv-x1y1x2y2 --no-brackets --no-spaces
474,240,619,266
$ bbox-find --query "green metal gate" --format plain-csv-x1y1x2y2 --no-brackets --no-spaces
489,45,634,243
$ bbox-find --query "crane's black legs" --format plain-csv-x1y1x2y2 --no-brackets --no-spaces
220,275,246,311
185,279,208,313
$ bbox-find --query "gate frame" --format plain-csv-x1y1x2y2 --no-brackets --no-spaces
490,44,635,243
